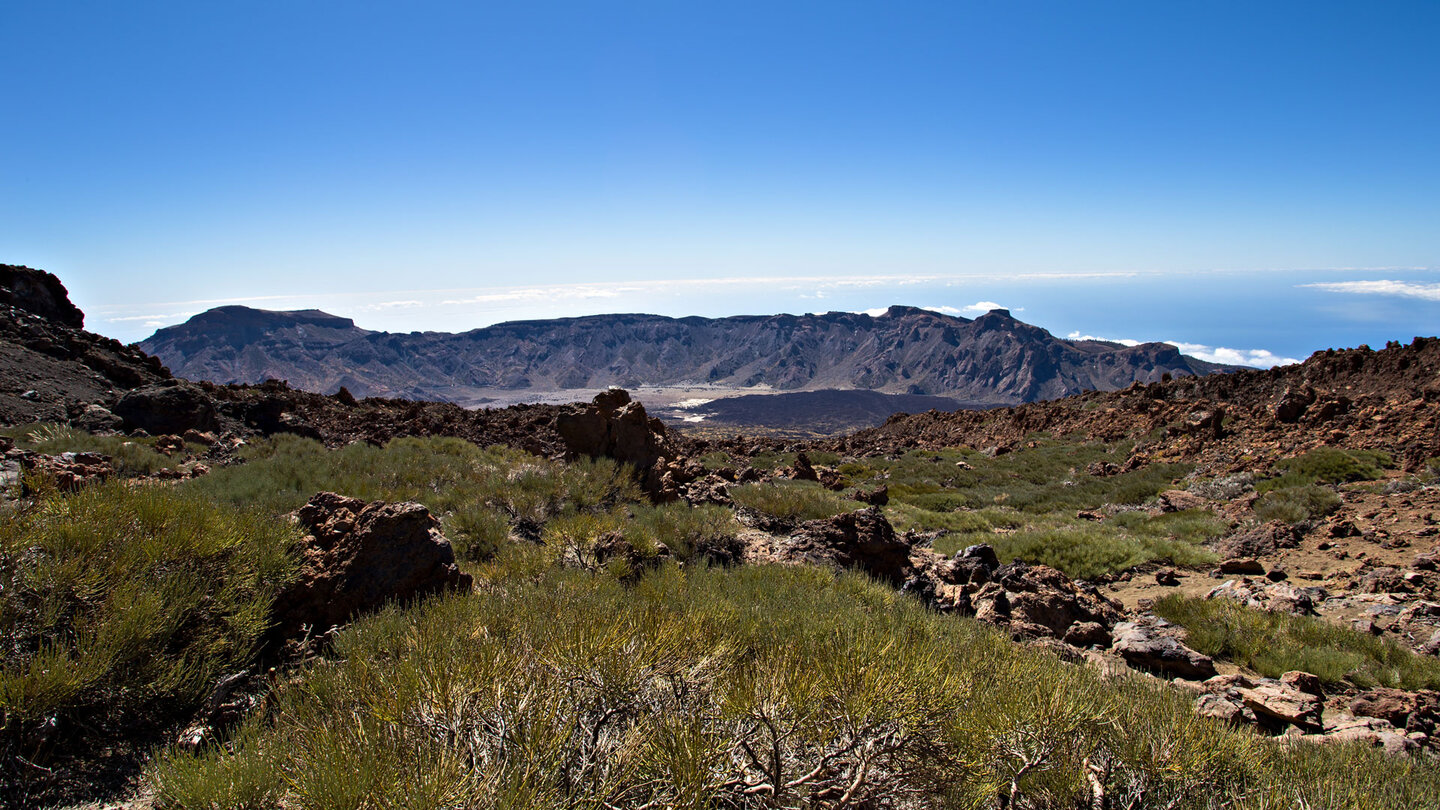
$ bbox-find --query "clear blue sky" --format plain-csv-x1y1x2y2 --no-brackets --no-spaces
3,1,1437,366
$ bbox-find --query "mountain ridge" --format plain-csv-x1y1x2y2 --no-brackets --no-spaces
141,304,1234,405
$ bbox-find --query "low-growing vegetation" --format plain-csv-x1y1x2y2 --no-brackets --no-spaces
842,441,1190,515
731,479,865,523
1252,484,1342,524
849,443,1216,579
0,481,298,789
1256,447,1392,493
182,435,645,562
2,422,187,475
149,563,1440,809
5,427,1440,807
1154,594,1440,690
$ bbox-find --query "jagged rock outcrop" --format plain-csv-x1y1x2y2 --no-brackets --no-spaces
987,561,1125,642
555,388,693,498
774,507,915,584
0,265,85,329
269,492,473,638
0,269,171,425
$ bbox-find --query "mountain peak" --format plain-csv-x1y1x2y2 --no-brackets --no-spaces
142,304,1235,403
189,306,359,331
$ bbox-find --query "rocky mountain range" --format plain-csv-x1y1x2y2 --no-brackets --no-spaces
140,304,1231,404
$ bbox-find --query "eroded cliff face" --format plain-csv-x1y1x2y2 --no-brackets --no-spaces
141,304,1229,403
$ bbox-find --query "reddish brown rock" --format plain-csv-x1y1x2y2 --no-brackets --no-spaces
270,492,473,638
852,483,889,506
776,507,914,585
1238,682,1323,730
1213,521,1300,559
1280,670,1324,697
555,389,687,499
993,562,1124,640
1349,688,1440,729
679,473,733,507
1158,489,1207,512
1217,557,1266,575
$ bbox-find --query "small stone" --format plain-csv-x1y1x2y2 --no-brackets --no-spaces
1280,671,1324,696
1195,693,1246,724
1158,489,1207,512
1218,558,1266,575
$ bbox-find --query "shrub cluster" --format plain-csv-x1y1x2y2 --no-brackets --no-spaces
1256,447,1392,493
3,422,187,475
1154,594,1440,690
0,481,298,796
184,435,645,561
150,564,1440,809
730,479,865,523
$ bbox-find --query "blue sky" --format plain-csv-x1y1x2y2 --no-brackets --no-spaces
2,1,1437,366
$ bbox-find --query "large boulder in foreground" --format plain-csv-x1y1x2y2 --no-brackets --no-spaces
775,507,914,584
270,492,472,637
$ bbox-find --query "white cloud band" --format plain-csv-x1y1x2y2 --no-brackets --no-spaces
1301,279,1440,302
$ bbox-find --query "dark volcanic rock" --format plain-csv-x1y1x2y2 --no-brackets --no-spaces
991,561,1125,641
555,389,687,498
114,381,220,436
777,507,914,584
0,265,85,328
1214,521,1300,559
270,492,472,637
0,268,171,425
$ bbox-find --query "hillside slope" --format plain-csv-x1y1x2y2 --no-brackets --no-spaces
141,305,1231,404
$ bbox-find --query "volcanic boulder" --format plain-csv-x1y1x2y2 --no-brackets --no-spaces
1110,621,1218,680
991,561,1125,642
270,492,472,637
1213,521,1300,559
115,381,220,436
775,507,914,584
555,389,686,498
